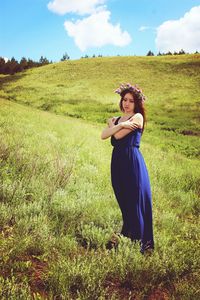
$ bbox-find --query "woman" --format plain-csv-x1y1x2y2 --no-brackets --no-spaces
101,83,154,254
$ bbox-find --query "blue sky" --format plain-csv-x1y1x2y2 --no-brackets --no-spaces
0,0,200,62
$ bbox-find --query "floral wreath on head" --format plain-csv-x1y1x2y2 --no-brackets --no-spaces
114,83,146,102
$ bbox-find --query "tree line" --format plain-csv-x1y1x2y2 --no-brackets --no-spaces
0,52,73,75
0,50,199,75
0,56,52,75
82,50,199,58
147,49,199,56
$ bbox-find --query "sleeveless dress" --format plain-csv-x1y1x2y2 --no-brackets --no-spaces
110,116,154,254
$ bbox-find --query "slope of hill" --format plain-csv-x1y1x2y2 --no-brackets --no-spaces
1,54,200,158
0,55,200,299
0,54,199,123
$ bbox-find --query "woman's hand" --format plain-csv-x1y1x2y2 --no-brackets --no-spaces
107,117,117,128
120,120,138,130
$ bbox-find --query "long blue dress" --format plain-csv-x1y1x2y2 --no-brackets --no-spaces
110,116,154,254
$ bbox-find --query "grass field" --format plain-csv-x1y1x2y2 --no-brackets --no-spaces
0,54,200,299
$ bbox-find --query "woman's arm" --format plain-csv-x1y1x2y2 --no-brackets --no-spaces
113,122,139,139
101,117,138,140
101,122,123,140
113,113,143,140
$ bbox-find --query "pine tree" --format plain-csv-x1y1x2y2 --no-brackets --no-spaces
61,52,70,61
39,56,49,65
178,49,185,55
20,57,28,70
0,57,5,74
146,50,154,56
9,57,19,74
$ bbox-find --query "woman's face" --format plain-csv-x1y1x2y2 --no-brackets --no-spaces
122,92,135,114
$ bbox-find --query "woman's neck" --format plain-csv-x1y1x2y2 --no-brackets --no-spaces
123,113,135,117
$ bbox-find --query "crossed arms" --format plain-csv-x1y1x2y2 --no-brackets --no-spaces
101,113,143,140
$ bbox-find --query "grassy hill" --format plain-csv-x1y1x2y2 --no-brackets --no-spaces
1,54,200,158
0,55,200,299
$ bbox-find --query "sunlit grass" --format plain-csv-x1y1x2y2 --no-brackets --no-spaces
0,54,200,299
1,54,200,159
0,97,199,299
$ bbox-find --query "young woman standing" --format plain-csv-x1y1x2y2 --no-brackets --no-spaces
101,83,154,254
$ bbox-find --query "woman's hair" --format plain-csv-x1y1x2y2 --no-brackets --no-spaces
119,89,147,133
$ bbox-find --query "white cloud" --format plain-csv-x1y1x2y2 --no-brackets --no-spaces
64,10,132,51
156,6,200,53
139,26,155,32
139,26,150,32
47,0,106,15
48,0,132,51
3,57,9,63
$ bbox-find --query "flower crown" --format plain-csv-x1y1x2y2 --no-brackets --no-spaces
114,83,146,102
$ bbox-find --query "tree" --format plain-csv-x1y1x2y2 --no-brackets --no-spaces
146,50,154,56
61,52,70,61
20,57,28,70
81,54,89,59
27,58,35,69
39,56,49,65
0,57,5,74
8,57,19,74
178,49,185,55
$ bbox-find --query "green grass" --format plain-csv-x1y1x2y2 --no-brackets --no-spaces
0,54,200,299
1,54,200,159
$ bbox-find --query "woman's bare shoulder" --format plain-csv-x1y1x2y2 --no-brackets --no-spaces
130,113,143,128
132,113,143,119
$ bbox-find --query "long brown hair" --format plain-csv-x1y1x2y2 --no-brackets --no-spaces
119,89,147,133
